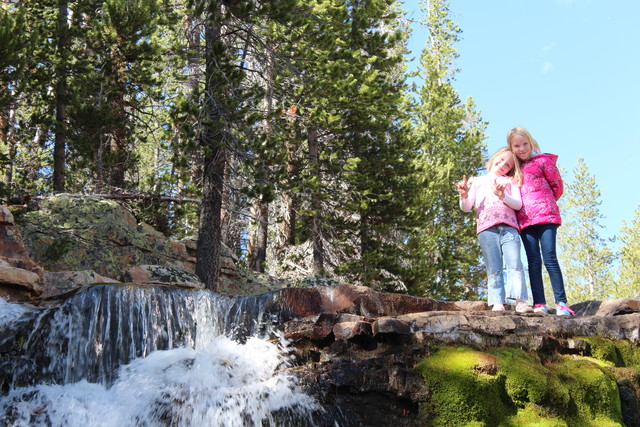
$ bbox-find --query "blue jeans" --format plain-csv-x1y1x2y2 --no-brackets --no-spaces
477,225,528,306
520,224,566,305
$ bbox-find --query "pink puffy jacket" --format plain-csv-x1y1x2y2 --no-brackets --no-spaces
517,153,563,230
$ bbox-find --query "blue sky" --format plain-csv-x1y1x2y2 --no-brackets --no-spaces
402,0,640,243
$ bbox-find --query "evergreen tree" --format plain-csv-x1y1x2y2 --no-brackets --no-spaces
403,0,486,299
69,0,165,190
328,0,415,289
614,207,640,299
260,0,416,287
558,158,614,301
0,4,28,198
3,0,60,198
188,0,298,289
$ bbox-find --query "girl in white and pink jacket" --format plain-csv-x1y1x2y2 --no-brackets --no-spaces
455,147,532,313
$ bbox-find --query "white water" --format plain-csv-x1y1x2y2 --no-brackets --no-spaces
0,291,319,426
0,297,31,324
3,336,316,426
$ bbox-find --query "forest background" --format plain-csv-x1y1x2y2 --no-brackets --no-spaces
1,0,636,303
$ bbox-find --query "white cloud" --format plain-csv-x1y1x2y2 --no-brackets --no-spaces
541,42,557,55
542,61,554,73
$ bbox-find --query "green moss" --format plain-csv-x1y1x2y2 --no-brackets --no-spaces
489,348,569,411
549,356,623,426
574,337,640,369
416,346,627,426
416,346,514,426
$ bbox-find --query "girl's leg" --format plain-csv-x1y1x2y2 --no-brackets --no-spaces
478,228,505,307
500,226,528,301
520,226,546,305
538,224,567,304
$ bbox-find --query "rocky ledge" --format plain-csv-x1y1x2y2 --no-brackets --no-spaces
273,284,640,426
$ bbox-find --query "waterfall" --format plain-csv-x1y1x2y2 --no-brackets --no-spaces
0,285,322,426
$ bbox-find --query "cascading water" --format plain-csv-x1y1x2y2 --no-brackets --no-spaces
0,285,324,426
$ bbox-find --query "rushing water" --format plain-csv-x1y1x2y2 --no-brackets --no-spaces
0,285,321,426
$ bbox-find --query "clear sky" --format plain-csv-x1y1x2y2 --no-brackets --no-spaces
402,0,640,243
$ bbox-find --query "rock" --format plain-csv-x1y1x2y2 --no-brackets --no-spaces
40,270,120,299
0,259,41,301
572,299,640,316
280,283,442,318
0,206,39,271
121,265,204,289
17,194,198,278
274,284,640,426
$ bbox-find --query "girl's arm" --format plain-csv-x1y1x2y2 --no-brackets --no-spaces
542,158,564,200
458,178,476,212
501,182,522,210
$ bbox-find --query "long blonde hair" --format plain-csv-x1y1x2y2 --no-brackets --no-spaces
487,146,523,185
507,126,541,157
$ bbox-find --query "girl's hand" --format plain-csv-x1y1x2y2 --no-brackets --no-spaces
454,175,470,199
493,181,507,200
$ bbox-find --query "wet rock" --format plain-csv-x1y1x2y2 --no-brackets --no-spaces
40,270,120,299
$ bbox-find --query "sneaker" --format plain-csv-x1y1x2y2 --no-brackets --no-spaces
533,304,548,314
556,303,575,316
515,302,534,313
492,303,505,312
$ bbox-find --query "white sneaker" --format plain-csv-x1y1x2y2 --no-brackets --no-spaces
515,302,534,313
492,303,505,312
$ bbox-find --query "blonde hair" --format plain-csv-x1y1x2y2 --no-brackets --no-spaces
507,126,541,157
487,146,523,185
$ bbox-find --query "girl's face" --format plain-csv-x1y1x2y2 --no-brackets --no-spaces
510,134,532,161
491,153,514,176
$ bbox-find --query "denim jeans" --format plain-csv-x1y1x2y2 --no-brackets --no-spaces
477,225,529,306
520,223,566,305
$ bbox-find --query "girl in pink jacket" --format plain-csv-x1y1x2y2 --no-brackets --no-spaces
508,126,574,316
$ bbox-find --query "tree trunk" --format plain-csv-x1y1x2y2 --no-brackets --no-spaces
53,0,69,193
247,39,274,272
279,111,299,248
195,11,226,291
308,128,324,275
247,200,268,272
196,137,225,290
185,14,203,194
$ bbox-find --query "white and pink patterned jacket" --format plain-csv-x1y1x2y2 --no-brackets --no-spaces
460,174,522,234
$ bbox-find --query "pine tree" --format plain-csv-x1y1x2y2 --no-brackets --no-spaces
558,158,614,301
189,0,299,289
614,207,640,299
0,4,28,198
71,0,164,190
328,0,415,289
403,0,486,299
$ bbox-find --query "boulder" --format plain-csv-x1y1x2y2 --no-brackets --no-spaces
0,259,41,301
0,206,39,271
40,270,120,299
121,265,204,289
17,194,197,278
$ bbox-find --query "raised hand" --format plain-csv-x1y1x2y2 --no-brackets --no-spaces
454,175,471,199
493,180,507,200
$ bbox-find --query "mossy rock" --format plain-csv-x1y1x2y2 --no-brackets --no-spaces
416,345,627,426
18,194,188,278
573,336,640,369
549,356,623,426
416,346,516,426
